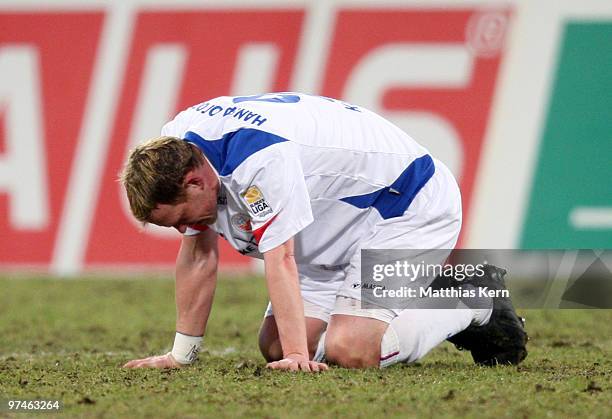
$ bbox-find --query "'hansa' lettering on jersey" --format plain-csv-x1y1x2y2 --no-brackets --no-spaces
190,102,268,126
242,186,273,217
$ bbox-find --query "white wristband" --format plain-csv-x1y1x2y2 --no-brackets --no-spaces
171,332,203,365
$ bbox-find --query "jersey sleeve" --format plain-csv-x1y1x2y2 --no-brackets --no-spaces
232,141,313,253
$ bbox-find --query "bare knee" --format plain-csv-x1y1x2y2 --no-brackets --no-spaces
324,315,387,369
258,317,283,362
325,332,380,369
259,315,327,362
259,339,283,362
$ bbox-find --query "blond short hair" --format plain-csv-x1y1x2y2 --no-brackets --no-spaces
119,136,203,223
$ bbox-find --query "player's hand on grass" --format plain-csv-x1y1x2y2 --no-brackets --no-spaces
266,353,329,372
122,352,183,369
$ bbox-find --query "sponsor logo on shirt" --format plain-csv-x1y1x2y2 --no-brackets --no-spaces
234,236,259,255
231,213,252,232
242,185,273,217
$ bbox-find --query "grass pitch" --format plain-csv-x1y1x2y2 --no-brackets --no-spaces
0,275,610,418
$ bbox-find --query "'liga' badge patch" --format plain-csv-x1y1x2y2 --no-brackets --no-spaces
242,185,273,217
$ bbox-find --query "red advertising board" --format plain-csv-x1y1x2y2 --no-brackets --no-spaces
0,12,104,265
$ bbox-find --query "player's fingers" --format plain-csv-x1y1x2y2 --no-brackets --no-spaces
140,355,173,369
317,362,329,371
298,361,312,372
151,358,166,368
309,362,320,373
126,354,167,368
123,358,147,368
122,360,137,368
134,360,154,368
124,361,145,369
146,359,169,368
135,356,167,369
267,359,308,371
272,361,286,369
289,360,300,371
265,361,281,369
280,359,295,370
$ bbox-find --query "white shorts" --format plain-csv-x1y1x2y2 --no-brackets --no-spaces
264,159,462,324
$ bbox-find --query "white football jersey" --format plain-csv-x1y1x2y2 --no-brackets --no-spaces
161,93,435,266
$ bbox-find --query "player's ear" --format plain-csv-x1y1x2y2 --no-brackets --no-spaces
183,170,204,188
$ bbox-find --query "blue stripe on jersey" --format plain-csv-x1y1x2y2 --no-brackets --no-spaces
184,129,288,176
340,155,435,219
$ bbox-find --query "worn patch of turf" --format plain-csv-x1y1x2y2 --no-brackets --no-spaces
0,276,610,418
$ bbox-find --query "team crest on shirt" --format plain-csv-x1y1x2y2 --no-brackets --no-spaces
242,185,273,217
231,213,252,232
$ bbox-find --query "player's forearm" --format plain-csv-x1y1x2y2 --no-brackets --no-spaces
264,248,309,359
174,233,218,337
175,267,217,336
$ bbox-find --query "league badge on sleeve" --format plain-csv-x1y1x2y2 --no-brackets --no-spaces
242,185,273,217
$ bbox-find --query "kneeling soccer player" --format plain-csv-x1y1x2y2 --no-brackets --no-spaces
120,92,527,371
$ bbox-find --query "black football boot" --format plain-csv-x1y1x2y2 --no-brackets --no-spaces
446,264,528,366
